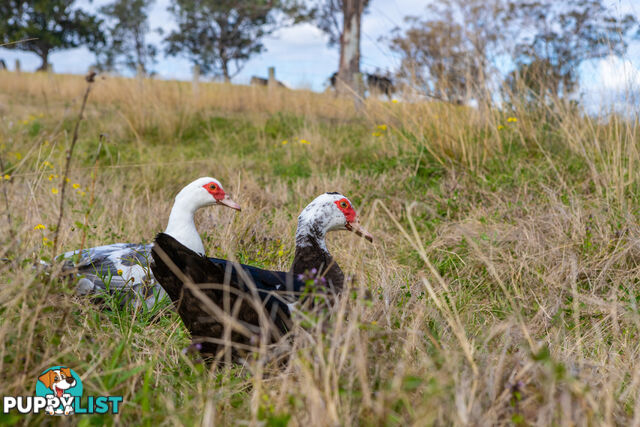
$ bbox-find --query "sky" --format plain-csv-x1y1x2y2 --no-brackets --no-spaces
1,0,639,109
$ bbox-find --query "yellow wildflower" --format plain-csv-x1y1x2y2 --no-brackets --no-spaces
497,125,505,130
391,99,399,104
65,178,70,183
42,237,52,246
507,117,518,123
34,224,46,230
117,269,123,275
278,249,284,257
51,188,58,194
372,131,382,137
299,139,310,145
371,321,377,325
3,174,10,180
80,191,86,197
14,152,22,160
281,140,288,145
42,160,53,168
72,183,80,190
376,124,387,131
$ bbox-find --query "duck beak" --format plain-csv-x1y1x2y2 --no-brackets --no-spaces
346,220,373,242
218,195,241,211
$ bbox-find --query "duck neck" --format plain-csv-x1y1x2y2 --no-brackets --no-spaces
294,218,328,254
164,195,205,256
292,220,344,290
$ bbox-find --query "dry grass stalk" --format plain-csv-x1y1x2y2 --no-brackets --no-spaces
52,71,96,256
0,69,639,424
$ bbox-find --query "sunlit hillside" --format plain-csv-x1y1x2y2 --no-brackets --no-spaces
1,70,640,425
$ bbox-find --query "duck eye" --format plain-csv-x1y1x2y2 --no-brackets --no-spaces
340,201,347,208
210,184,216,190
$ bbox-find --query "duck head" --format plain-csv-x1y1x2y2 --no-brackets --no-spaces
165,177,240,255
295,192,373,250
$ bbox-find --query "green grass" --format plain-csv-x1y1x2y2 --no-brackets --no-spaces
1,71,640,424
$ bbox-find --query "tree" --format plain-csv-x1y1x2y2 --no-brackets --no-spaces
389,16,478,104
507,0,637,99
314,0,370,95
388,0,507,104
0,0,104,71
93,0,158,74
165,0,298,82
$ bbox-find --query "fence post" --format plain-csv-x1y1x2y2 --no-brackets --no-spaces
353,72,365,112
268,67,276,89
192,65,200,95
15,59,20,73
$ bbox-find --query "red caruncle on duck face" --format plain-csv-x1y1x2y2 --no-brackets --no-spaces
202,181,226,202
334,198,356,223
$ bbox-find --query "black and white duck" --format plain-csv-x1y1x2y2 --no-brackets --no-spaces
61,177,240,309
151,192,373,357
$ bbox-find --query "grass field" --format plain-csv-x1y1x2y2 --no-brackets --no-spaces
1,70,640,425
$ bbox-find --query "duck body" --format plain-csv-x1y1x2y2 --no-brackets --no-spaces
151,232,306,356
62,243,161,309
151,192,373,359
60,177,240,310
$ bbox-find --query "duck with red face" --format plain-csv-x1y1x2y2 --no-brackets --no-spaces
151,191,373,359
292,192,373,290
163,177,241,256
61,177,240,310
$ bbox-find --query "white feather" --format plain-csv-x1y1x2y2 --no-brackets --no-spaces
295,193,351,250
62,177,228,309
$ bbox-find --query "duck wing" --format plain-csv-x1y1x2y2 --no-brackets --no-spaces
61,243,166,310
151,233,304,358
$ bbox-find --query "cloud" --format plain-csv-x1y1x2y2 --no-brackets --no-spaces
581,53,640,114
1,0,639,102
602,0,639,16
595,55,640,92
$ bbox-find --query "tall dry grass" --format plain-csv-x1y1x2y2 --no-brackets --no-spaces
0,70,639,425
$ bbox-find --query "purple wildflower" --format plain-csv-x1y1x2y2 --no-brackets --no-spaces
183,341,203,355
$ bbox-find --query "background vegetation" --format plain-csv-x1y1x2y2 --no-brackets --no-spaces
0,69,639,425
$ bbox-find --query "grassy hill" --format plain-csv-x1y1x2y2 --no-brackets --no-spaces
1,71,639,425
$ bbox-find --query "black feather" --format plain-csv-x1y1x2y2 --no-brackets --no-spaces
151,233,306,359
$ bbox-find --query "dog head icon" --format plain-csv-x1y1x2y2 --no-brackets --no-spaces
38,367,76,398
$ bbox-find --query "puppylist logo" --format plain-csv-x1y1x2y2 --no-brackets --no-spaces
2,366,123,416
